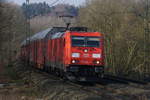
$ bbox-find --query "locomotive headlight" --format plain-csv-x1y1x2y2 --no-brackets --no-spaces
72,53,80,58
72,60,76,63
92,54,101,58
96,61,100,64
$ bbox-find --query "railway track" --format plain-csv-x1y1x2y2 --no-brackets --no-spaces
32,67,148,97
33,70,117,96
12,61,150,100
104,74,148,85
65,81,114,96
62,74,149,97
18,61,148,97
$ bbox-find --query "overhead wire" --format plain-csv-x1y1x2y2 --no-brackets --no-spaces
49,0,61,7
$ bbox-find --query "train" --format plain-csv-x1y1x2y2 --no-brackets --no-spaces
20,27,105,81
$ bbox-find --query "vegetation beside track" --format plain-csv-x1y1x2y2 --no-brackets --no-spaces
78,0,150,79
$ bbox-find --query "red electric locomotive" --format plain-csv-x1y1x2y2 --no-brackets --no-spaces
21,27,104,81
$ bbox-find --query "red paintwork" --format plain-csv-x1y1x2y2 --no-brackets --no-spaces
21,30,104,70
64,31,104,67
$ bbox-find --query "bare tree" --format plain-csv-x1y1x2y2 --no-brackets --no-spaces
0,2,26,65
78,0,150,79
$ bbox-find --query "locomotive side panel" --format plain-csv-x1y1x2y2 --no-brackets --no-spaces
48,38,65,70
64,32,71,67
45,40,51,67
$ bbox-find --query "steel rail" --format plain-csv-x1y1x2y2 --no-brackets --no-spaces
104,74,148,85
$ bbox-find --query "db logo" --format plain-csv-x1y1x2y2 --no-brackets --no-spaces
81,60,88,63
83,54,89,57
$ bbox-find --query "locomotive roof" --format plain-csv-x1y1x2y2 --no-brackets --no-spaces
21,38,30,46
21,27,95,46
31,28,52,41
69,27,89,32
21,27,67,46
21,28,52,46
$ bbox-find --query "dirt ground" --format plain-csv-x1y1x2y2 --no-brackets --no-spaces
0,61,38,100
0,63,11,83
0,63,5,83
0,60,150,100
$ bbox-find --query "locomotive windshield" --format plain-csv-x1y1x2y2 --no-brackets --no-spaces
72,37,85,47
72,36,100,47
87,37,100,47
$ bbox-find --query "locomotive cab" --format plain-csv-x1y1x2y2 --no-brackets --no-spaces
65,27,104,80
71,36,103,65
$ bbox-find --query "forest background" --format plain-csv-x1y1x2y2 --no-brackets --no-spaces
0,0,150,79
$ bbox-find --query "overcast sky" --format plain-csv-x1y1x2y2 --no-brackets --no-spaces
8,0,86,6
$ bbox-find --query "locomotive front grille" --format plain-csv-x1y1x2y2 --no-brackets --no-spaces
67,65,104,76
